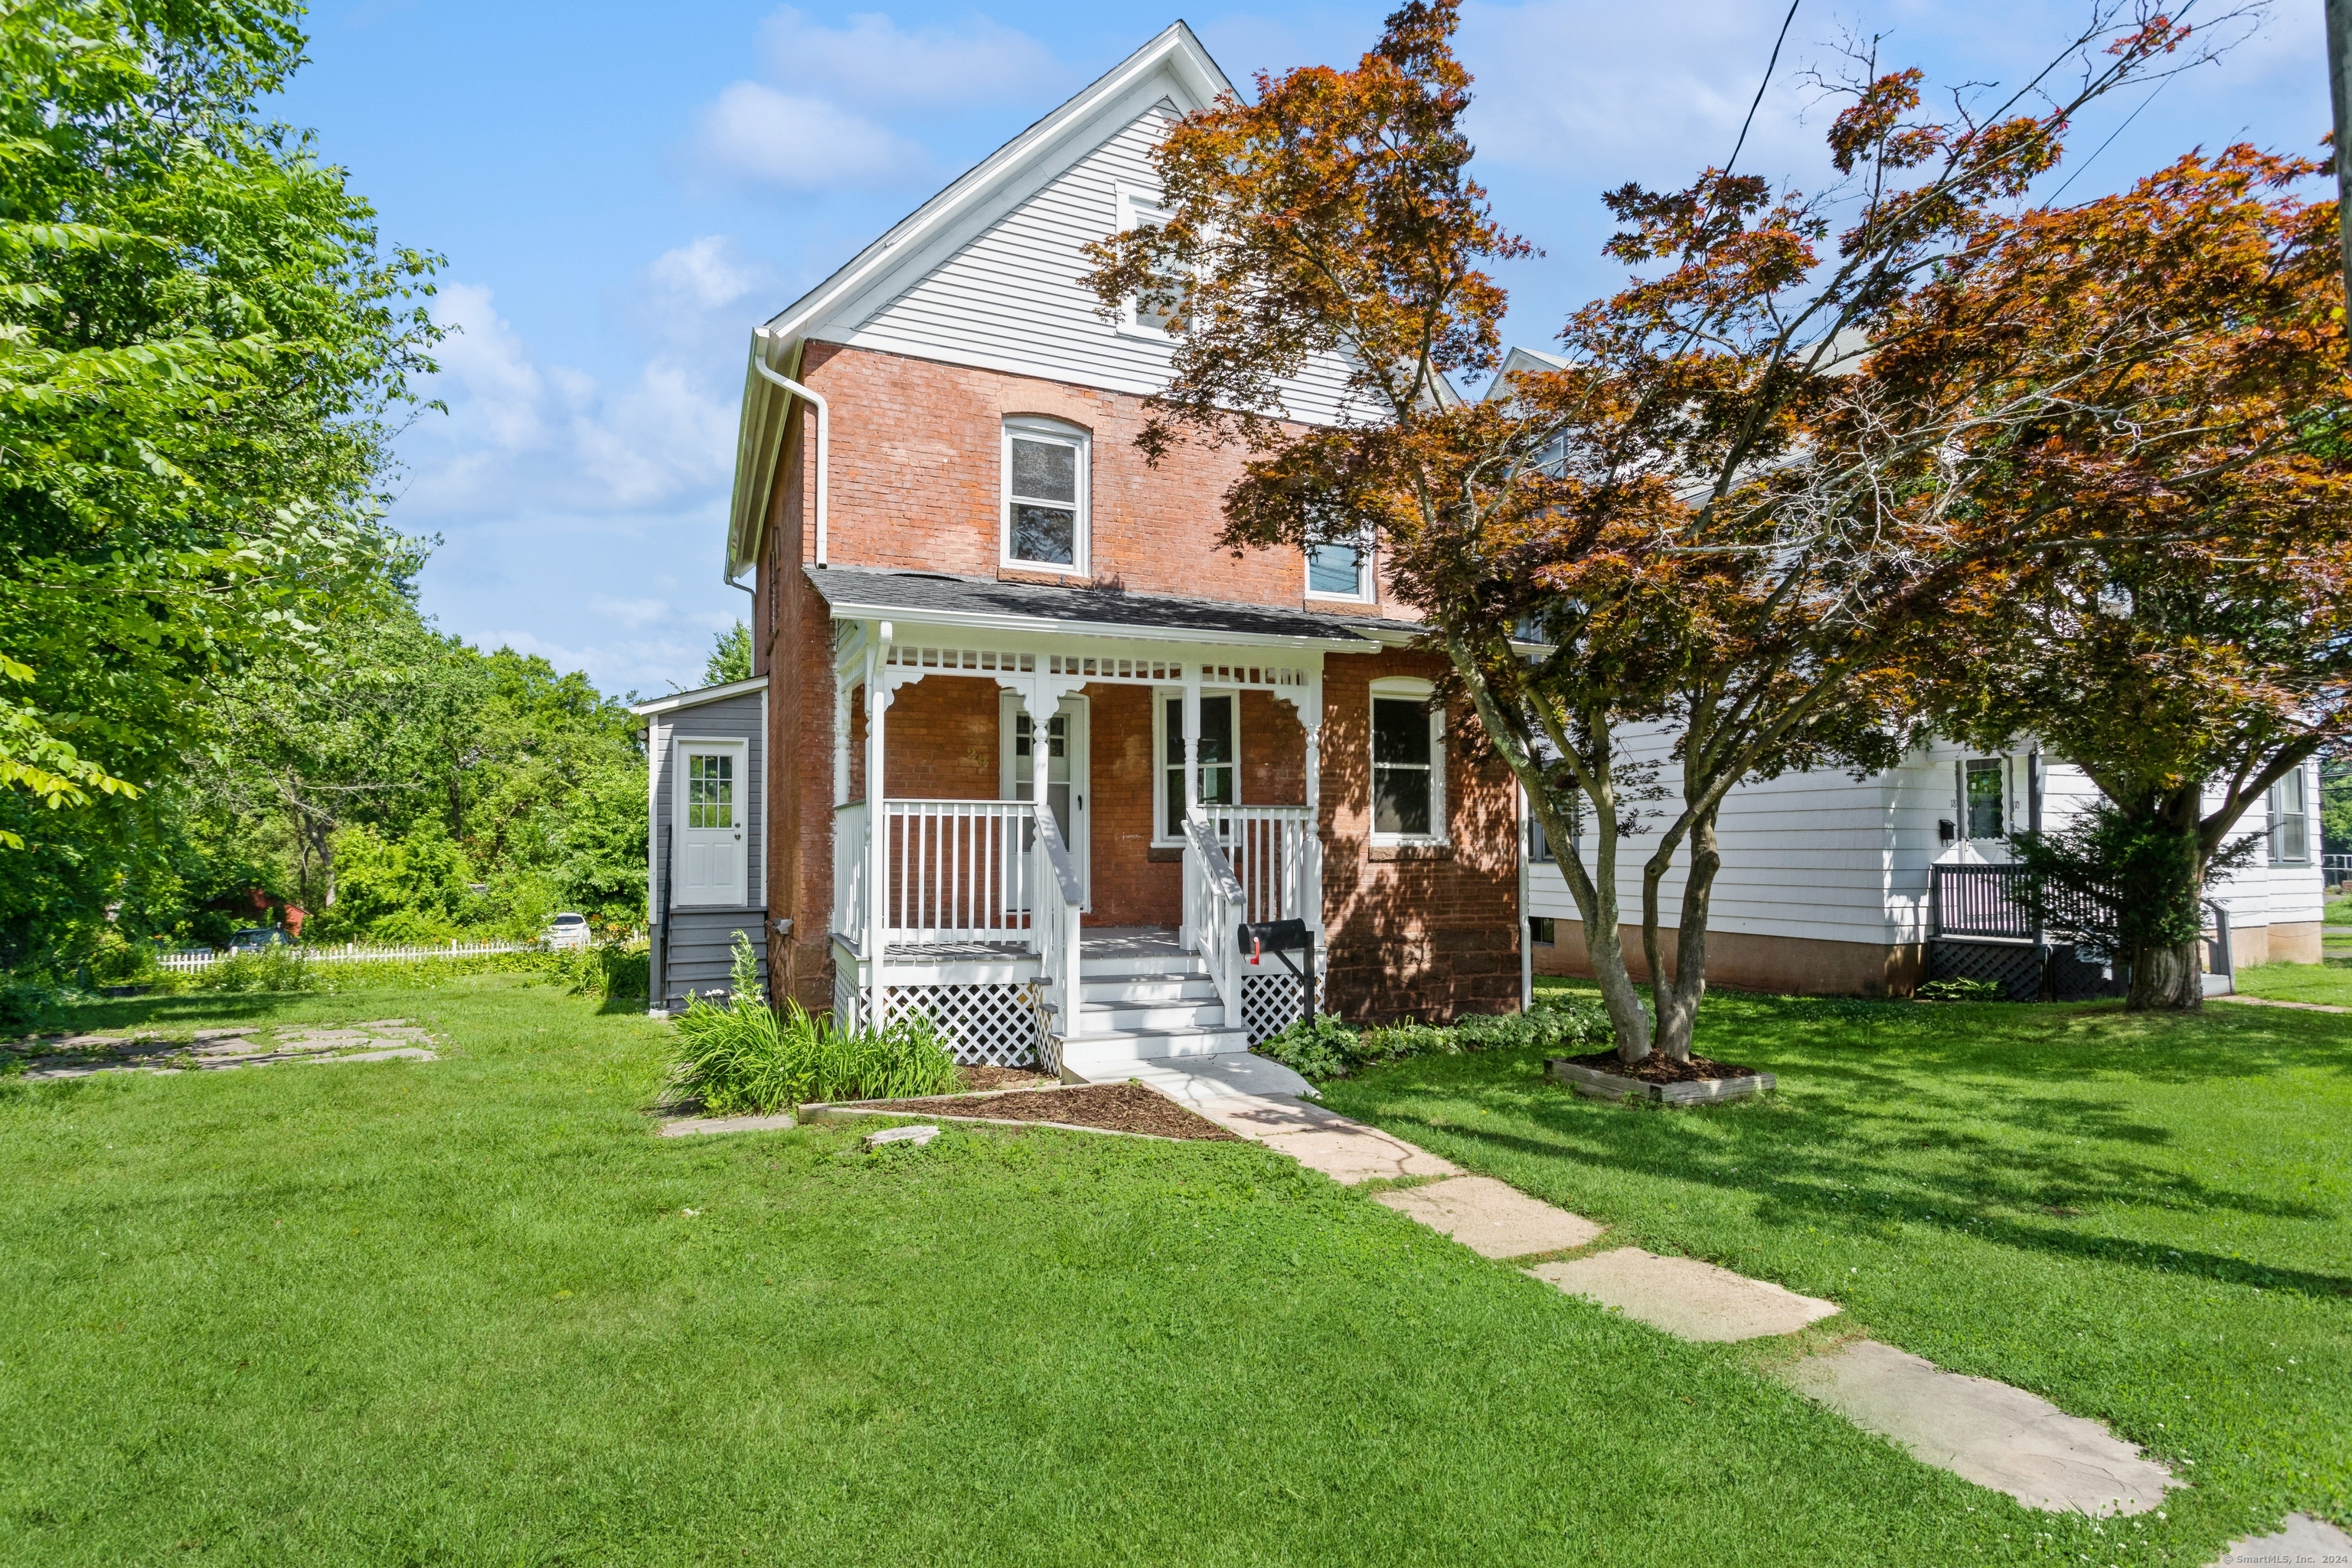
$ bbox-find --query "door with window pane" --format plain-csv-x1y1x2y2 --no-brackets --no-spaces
1000,695,1089,908
1164,694,1236,839
676,743,745,906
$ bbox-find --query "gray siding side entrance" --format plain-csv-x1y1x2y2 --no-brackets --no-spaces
637,678,769,1010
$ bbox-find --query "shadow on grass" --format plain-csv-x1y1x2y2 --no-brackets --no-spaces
1337,995,2352,1302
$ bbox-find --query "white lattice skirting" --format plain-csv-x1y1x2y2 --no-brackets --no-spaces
882,982,1040,1067
832,965,863,1034
1242,969,1325,1046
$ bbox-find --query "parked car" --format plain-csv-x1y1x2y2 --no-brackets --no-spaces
227,926,289,952
544,913,592,949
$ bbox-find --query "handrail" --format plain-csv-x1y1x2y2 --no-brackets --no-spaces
1031,805,1084,1060
1183,806,1245,1027
880,798,1034,942
1206,803,1313,925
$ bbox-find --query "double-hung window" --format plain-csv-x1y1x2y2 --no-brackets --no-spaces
2269,766,2311,864
1155,693,1237,843
1001,418,1088,573
1115,184,1184,337
1370,678,1446,844
1305,537,1373,602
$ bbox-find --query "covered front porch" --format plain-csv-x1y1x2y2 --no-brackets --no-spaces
815,575,1377,1072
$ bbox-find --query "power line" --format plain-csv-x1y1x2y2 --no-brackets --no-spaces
2046,74,2172,205
1726,0,1803,179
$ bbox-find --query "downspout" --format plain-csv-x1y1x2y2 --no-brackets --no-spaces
746,330,831,571
1517,786,1533,1012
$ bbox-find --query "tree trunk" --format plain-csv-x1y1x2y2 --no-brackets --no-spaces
2128,938,2203,1009
1651,808,1722,1061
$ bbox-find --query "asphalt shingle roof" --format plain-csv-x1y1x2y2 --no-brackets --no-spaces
804,565,1392,647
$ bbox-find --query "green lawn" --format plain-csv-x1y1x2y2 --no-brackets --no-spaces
2236,958,2352,1007
2,976,2207,1566
1318,981,2350,1560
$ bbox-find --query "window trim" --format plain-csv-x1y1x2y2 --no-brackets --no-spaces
1150,687,1241,846
2269,765,2311,865
1304,537,1375,603
1369,677,1446,846
1112,182,1181,341
1000,416,1089,575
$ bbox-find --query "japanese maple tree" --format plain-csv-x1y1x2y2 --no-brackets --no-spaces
1086,0,2236,1057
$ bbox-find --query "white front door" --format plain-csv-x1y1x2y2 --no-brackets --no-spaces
675,740,746,906
1000,694,1089,909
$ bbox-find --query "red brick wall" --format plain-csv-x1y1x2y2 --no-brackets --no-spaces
795,341,1422,619
757,346,1522,1024
1318,650,1522,1024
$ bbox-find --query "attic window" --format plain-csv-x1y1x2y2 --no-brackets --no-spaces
1116,185,1184,338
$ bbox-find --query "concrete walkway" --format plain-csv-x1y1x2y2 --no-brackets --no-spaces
2212,1513,2352,1564
2212,995,2352,1015
1089,1051,2187,1522
4,1021,437,1078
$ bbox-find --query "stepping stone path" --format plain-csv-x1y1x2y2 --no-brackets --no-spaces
1374,1175,1603,1259
2213,995,2352,1015
1097,1053,2195,1525
2213,1513,2352,1563
1530,1247,1841,1341
1781,1339,2177,1516
4,1020,436,1079
863,1123,939,1149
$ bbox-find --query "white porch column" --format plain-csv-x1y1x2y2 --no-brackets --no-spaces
864,622,890,1027
1181,668,1202,816
1021,678,1054,956
1302,678,1324,938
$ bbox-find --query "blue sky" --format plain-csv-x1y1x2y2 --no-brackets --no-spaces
272,0,2332,697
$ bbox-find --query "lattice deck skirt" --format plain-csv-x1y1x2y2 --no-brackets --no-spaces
833,972,1040,1068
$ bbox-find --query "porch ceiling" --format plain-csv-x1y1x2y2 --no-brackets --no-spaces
805,565,1387,652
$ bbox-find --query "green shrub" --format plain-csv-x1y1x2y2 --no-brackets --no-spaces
185,946,318,994
548,941,649,1001
1255,998,1606,1083
1916,977,2007,1002
668,934,959,1112
0,975,63,1038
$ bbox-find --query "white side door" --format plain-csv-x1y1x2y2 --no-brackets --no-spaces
675,739,746,906
998,694,1090,910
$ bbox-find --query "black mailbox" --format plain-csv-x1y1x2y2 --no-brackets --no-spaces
1237,918,1315,1029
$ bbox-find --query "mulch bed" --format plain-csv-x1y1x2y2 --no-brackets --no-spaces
872,1083,1239,1142
1553,1049,1761,1084
954,1064,1055,1092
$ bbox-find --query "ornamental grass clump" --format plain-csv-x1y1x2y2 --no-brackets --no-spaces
669,935,959,1112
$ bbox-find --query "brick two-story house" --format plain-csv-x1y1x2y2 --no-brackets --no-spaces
643,23,1522,1076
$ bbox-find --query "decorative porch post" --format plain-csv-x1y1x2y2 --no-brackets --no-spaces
832,670,852,807
1024,678,1054,957
864,622,891,1028
1302,679,1323,937
1180,668,1202,949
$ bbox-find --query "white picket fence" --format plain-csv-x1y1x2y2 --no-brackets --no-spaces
153,939,536,973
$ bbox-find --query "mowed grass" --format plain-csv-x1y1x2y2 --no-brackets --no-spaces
0,977,2160,1566
1317,980,2352,1562
2236,957,2352,1007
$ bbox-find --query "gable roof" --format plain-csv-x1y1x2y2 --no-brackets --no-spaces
628,674,769,721
726,22,1233,579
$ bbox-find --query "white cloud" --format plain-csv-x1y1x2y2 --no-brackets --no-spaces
648,235,762,312
695,81,931,191
756,8,1067,110
587,596,672,630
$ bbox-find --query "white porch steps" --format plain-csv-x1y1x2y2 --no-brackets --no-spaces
1058,944,1247,1077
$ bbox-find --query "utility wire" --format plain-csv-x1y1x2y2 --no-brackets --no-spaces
1726,0,1803,179
2046,74,2171,205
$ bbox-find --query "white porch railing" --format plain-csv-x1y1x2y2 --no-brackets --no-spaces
1182,806,1246,1027
881,799,1035,943
1208,804,1317,926
833,801,871,946
1030,805,1085,1059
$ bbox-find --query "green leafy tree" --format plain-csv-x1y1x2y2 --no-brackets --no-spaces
0,0,439,960
704,621,751,687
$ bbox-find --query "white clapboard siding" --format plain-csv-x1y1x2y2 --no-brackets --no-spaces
1525,732,2326,946
841,98,1364,426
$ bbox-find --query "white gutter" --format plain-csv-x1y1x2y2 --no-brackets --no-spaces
745,330,830,571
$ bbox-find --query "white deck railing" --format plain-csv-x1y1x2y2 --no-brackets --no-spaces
1208,804,1315,926
880,799,1035,943
1182,806,1246,1027
833,801,871,947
